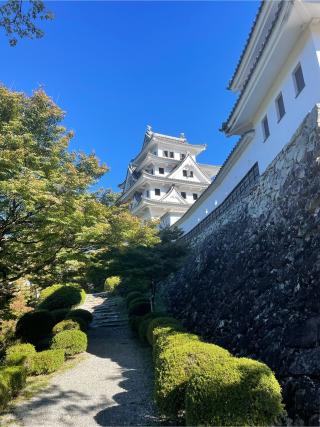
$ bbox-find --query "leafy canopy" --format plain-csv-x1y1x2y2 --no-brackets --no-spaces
0,86,159,304
0,0,53,46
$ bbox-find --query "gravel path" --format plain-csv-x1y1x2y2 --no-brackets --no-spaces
11,295,159,427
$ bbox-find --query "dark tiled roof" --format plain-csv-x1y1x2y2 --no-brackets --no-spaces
228,1,265,90
222,0,285,133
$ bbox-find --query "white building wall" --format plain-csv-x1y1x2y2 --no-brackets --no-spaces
179,29,320,234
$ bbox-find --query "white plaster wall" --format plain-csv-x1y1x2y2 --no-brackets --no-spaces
179,30,320,234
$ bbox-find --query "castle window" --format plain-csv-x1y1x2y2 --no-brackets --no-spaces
189,171,194,178
159,167,164,174
193,193,198,200
275,92,285,122
181,192,186,199
180,153,186,160
183,170,188,177
262,115,270,141
293,63,305,96
163,150,168,157
155,188,160,196
170,151,174,158
146,190,150,198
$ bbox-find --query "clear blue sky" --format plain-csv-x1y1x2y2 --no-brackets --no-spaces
0,1,259,192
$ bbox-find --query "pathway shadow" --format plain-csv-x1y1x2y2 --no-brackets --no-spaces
87,298,159,426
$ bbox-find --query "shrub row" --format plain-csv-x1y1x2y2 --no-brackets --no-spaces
0,365,26,411
127,305,284,426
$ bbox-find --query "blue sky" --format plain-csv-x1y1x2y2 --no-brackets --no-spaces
0,1,259,191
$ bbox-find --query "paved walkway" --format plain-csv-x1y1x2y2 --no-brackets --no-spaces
11,294,158,427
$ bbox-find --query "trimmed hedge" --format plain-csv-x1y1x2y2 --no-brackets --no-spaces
128,297,149,310
64,315,87,332
154,332,230,419
29,350,65,375
128,301,151,317
51,308,70,323
185,356,284,426
52,319,80,335
137,313,165,342
126,291,144,307
5,343,36,367
51,330,87,356
16,310,55,344
146,316,181,346
38,284,86,311
0,365,26,410
66,309,93,324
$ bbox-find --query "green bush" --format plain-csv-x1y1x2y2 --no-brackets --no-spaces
128,301,151,317
146,316,181,346
154,332,230,419
51,330,87,356
38,284,86,311
29,350,65,375
66,309,93,324
0,365,26,410
128,297,149,310
52,320,80,335
64,315,87,332
137,313,167,342
185,356,284,426
5,343,36,368
126,291,144,307
16,310,55,344
51,308,70,323
104,276,121,293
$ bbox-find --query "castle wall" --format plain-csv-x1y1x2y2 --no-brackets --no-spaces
163,105,320,424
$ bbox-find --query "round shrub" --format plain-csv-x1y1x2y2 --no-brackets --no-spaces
5,343,36,368
29,349,65,375
0,365,26,409
66,309,93,324
185,357,284,426
51,308,70,323
104,276,121,293
128,297,149,310
51,330,87,356
16,310,55,344
38,284,86,310
137,313,167,342
126,291,144,307
146,316,181,346
154,333,230,419
128,301,151,317
64,315,87,332
52,319,80,335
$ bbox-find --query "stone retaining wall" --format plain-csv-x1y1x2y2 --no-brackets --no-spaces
164,104,320,425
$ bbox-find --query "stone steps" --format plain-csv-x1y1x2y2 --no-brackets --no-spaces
83,294,128,329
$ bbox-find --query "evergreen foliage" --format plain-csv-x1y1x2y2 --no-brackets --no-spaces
28,349,65,375
51,329,87,356
38,284,86,311
5,343,36,367
52,319,80,335
16,310,54,344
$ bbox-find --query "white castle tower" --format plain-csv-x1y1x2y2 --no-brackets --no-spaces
118,126,220,227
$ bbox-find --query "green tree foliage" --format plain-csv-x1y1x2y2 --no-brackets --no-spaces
108,226,187,304
0,86,159,306
0,0,53,46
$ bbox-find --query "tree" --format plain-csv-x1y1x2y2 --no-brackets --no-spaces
0,0,53,46
0,85,159,306
108,226,188,309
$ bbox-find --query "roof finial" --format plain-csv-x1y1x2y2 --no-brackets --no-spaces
146,125,152,132
180,132,186,141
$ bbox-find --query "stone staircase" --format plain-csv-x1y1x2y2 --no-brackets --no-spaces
82,292,128,328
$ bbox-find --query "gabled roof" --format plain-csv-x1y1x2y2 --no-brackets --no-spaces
160,186,189,205
167,153,211,184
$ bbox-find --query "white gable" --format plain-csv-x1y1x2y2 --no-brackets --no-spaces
168,153,211,184
160,186,188,204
